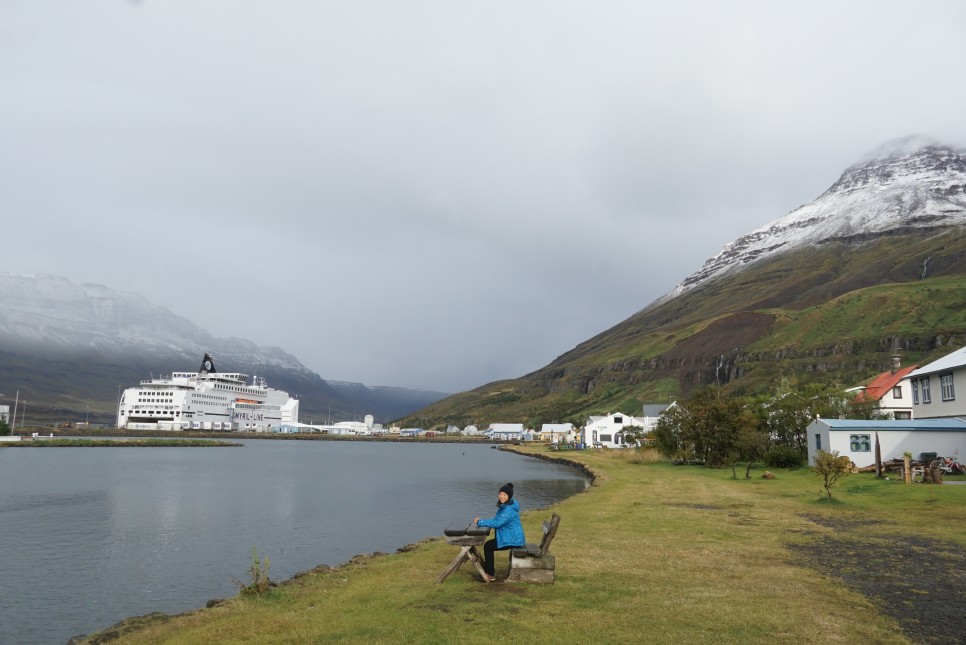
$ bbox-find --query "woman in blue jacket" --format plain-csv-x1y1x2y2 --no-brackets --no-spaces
474,482,525,582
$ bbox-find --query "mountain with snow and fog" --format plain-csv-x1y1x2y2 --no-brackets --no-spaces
401,136,966,428
0,274,448,424
669,135,966,298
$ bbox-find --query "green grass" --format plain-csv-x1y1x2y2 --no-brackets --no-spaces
78,446,966,645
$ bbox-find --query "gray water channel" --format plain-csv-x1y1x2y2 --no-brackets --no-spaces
0,440,588,644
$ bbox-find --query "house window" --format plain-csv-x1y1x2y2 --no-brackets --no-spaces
815,434,822,451
912,380,919,404
613,416,623,424
849,434,871,452
600,434,613,443
892,386,902,399
921,377,932,403
941,374,955,401
894,411,911,420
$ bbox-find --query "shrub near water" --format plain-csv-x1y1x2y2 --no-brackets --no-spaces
234,547,272,595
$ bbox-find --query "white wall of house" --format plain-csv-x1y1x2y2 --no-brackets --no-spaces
807,419,966,468
877,383,915,419
583,413,647,448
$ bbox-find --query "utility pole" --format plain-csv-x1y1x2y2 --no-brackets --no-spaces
12,390,19,432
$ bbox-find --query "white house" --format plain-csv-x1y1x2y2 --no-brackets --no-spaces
583,412,648,448
460,425,482,436
806,418,966,468
903,345,966,420
487,423,531,441
538,423,575,444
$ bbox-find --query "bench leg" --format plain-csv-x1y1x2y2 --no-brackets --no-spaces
436,547,471,583
437,546,489,583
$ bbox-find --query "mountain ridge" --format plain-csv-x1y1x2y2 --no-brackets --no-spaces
399,137,966,428
665,136,966,301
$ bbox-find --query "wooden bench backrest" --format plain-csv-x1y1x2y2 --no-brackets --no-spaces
537,513,561,557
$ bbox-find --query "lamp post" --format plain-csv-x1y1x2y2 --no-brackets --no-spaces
85,405,90,427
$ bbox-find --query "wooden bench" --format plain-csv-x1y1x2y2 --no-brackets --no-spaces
508,513,560,583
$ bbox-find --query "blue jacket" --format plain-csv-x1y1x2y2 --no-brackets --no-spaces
477,499,525,548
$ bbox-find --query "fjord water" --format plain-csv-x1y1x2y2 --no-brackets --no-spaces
0,440,587,644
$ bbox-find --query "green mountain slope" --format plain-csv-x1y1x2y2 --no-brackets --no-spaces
400,228,966,429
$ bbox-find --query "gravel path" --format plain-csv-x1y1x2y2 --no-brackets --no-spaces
790,515,966,645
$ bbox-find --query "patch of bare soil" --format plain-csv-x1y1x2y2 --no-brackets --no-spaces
790,515,966,644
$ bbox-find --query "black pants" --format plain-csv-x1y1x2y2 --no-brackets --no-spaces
483,539,519,576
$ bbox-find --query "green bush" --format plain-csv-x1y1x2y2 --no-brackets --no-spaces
764,444,805,468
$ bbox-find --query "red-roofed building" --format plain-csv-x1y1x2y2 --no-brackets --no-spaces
848,356,918,420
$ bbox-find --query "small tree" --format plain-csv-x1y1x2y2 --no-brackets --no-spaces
810,450,853,500
619,425,647,452
0,418,10,436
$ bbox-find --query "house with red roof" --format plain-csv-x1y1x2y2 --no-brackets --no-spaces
848,356,918,420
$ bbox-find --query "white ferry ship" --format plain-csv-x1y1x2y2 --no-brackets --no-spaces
117,353,300,431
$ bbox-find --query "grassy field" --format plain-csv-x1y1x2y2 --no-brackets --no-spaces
81,446,966,645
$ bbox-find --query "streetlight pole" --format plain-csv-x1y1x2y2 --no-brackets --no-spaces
85,405,90,427
12,390,19,433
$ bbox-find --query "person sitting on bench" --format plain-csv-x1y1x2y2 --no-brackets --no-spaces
474,483,525,582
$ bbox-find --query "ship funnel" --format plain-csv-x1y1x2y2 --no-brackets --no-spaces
199,353,216,374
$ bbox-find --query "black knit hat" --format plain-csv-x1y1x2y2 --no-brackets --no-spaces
499,482,514,500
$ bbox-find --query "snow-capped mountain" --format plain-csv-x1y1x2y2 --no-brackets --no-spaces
0,273,307,371
670,135,966,297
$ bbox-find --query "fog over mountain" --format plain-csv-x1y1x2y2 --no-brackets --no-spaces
0,274,448,423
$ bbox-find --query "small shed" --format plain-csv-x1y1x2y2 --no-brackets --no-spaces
806,418,966,468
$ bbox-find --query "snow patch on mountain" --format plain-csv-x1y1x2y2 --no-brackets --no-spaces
666,137,966,299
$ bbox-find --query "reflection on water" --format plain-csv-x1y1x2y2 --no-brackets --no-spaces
0,441,587,644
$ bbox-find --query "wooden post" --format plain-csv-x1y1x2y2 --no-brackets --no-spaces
903,454,911,485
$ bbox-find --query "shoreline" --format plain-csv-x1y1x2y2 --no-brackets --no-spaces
1,438,242,448
70,444,592,644
17,428,504,444
70,448,966,645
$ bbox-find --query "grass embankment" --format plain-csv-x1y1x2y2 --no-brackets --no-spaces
1,438,241,447
81,447,966,645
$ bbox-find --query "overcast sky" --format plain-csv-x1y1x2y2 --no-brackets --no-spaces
3,1,966,392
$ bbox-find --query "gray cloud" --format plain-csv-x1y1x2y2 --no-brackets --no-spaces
3,1,966,391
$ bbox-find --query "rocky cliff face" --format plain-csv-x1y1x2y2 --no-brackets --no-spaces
669,136,966,297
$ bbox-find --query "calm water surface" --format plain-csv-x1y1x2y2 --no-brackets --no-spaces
0,440,587,644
